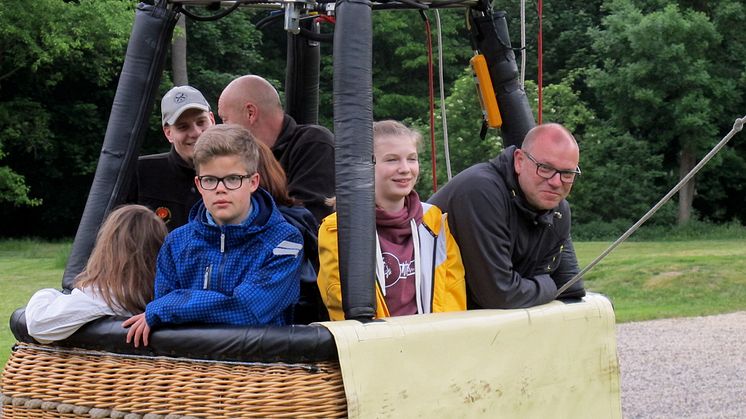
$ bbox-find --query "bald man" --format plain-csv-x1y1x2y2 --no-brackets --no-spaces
429,123,586,309
219,75,334,222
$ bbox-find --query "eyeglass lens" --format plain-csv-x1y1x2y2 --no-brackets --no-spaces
536,166,576,183
198,175,247,190
524,151,579,184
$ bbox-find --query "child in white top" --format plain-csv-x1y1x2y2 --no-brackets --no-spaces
25,204,167,343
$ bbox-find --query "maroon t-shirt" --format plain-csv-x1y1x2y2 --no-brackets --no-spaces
376,192,424,316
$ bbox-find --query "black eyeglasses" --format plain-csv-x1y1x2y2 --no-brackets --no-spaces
523,151,581,184
197,174,254,190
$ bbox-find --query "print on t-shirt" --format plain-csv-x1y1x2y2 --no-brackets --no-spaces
381,251,417,316
382,252,416,288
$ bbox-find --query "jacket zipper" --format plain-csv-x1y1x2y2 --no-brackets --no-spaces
217,231,226,288
530,222,549,272
422,223,438,312
203,264,212,289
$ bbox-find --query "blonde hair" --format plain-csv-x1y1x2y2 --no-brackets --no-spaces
193,124,260,175
324,120,422,210
74,205,167,314
373,120,422,149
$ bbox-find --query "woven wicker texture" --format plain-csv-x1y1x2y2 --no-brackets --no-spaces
1,344,347,418
2,405,79,418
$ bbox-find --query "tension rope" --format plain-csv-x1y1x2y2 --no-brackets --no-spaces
435,10,453,181
556,115,746,297
537,0,543,124
420,11,439,192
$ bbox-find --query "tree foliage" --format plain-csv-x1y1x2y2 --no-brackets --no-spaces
497,0,605,87
371,10,472,121
529,77,674,228
586,0,733,223
0,0,133,224
2,1,746,238
415,67,502,200
186,10,268,98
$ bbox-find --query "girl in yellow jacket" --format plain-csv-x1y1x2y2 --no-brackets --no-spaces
317,120,466,320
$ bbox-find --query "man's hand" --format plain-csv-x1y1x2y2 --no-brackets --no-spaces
122,313,151,348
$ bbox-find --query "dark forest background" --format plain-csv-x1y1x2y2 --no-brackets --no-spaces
2,0,745,239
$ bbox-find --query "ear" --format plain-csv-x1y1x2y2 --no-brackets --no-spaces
514,148,523,174
194,176,202,190
208,111,216,125
245,103,258,123
247,172,260,193
163,125,175,145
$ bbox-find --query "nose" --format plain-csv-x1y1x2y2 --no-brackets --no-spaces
397,160,412,173
188,123,202,137
214,179,229,192
546,172,563,188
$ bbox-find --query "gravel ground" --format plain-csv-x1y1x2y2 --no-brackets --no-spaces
617,311,746,419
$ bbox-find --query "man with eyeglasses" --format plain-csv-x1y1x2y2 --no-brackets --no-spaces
429,123,586,309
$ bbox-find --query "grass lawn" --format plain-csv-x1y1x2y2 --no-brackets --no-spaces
575,240,746,322
0,239,69,367
1,238,745,367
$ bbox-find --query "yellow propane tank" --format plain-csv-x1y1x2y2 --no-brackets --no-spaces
470,54,503,128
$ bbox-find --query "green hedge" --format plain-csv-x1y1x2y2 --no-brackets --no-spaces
573,219,746,242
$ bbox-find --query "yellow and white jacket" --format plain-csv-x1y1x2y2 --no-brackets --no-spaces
317,202,466,320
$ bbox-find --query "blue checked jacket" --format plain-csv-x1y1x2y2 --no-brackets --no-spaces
145,188,302,328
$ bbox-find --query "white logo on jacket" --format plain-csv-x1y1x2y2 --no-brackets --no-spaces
273,240,302,256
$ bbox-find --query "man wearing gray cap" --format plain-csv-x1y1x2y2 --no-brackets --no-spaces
128,85,215,230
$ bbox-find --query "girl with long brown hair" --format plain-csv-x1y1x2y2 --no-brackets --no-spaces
26,204,167,343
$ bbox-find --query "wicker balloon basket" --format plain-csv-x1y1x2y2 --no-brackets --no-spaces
1,343,347,418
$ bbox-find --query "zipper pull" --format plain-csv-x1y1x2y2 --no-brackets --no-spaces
220,232,225,253
203,264,212,289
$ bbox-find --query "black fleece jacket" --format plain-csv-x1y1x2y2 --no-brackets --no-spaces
127,147,200,231
272,114,335,223
429,146,585,309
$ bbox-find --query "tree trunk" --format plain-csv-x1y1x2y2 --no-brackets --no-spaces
171,17,188,85
677,148,696,224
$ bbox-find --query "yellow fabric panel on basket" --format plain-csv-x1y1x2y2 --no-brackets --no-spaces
320,293,621,419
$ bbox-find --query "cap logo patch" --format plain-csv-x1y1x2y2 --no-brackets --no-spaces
174,92,187,103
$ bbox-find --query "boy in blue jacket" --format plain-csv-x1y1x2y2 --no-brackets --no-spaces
124,124,303,347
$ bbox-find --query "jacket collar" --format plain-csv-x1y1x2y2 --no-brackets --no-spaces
168,147,195,176
188,187,280,244
271,114,296,155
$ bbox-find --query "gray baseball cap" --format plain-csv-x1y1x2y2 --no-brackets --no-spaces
161,85,210,126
